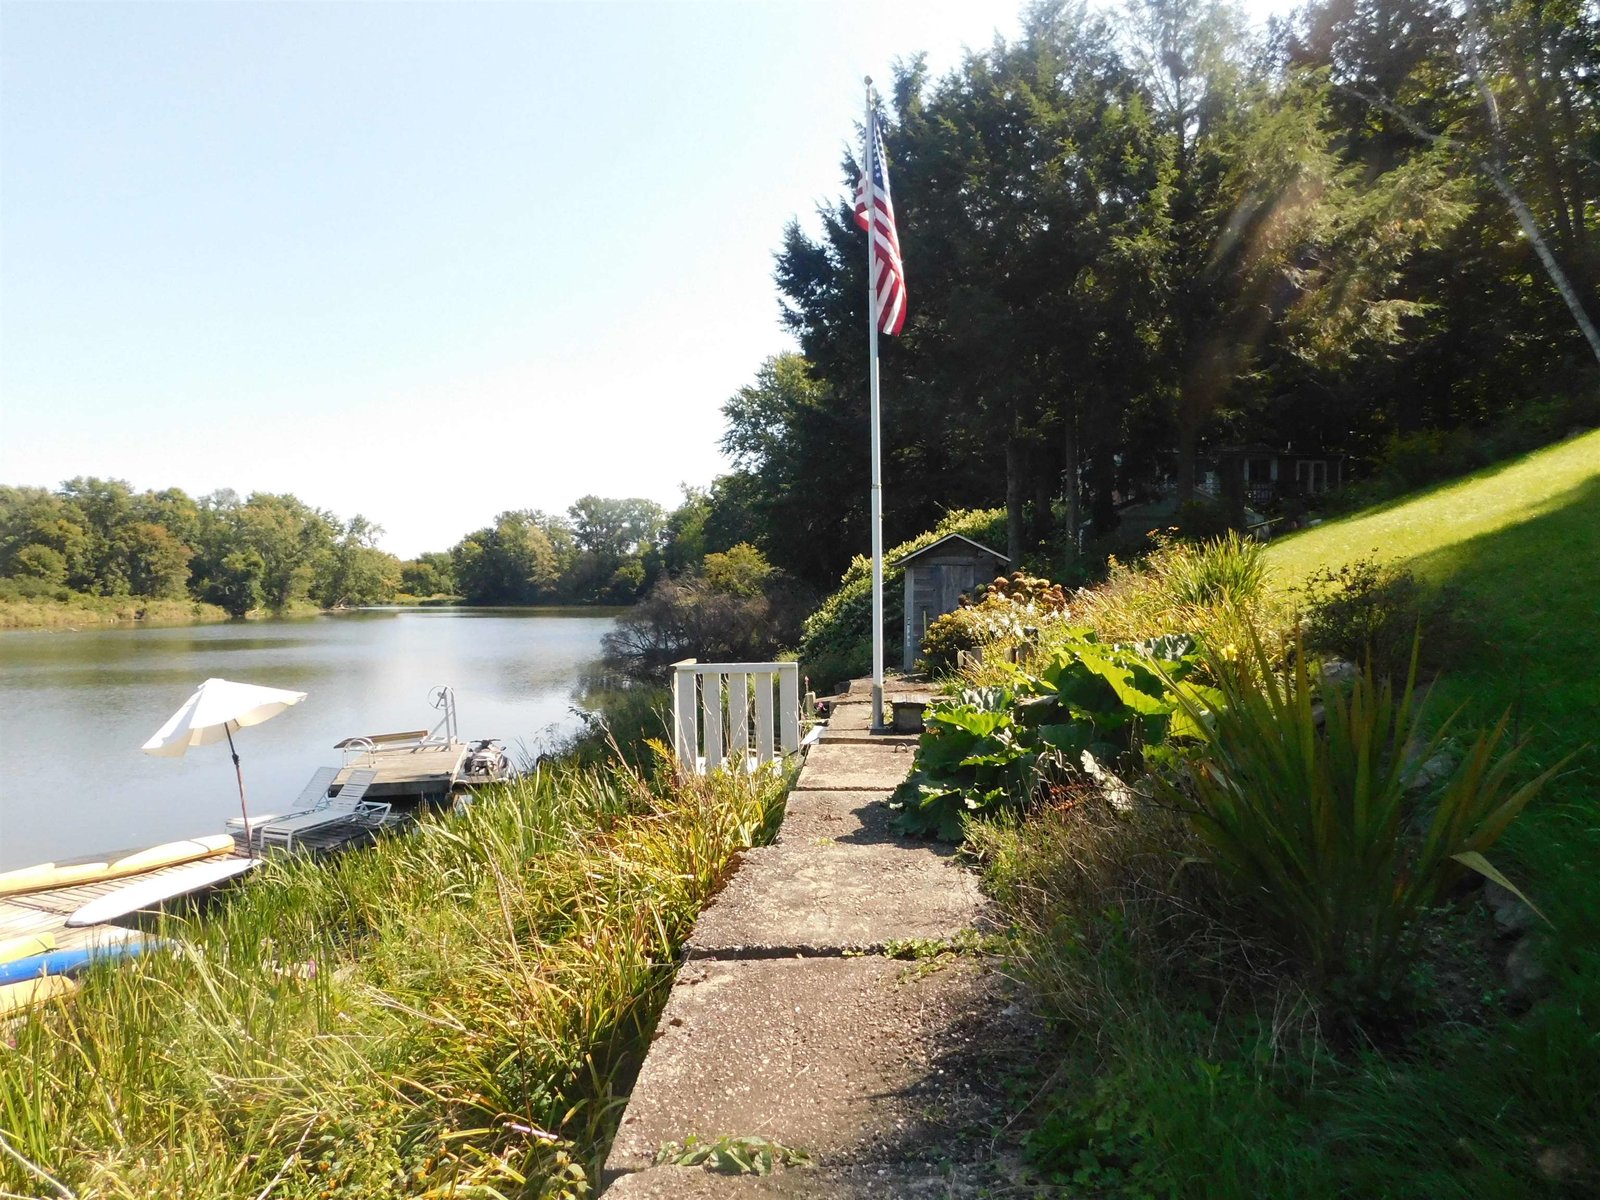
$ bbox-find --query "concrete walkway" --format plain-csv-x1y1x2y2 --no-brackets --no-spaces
600,684,1034,1198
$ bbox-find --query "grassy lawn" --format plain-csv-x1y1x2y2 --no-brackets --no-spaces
1267,428,1600,756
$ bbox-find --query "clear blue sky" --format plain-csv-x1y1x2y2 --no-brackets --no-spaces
1,0,1285,558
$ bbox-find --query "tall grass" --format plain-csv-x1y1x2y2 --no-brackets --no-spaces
0,757,789,1198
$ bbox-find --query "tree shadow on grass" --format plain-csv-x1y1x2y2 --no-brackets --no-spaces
1408,470,1600,769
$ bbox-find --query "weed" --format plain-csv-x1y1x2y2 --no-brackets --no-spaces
654,1134,814,1175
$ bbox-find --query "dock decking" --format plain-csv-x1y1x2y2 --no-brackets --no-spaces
1,811,416,957
331,743,472,802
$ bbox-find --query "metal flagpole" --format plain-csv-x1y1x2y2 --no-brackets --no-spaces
865,76,886,732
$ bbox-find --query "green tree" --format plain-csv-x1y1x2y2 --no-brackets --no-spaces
703,543,775,597
208,548,266,618
401,551,458,597
452,511,561,604
11,544,67,586
119,522,191,598
316,515,400,607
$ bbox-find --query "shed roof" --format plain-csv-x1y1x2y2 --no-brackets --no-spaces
891,533,1009,569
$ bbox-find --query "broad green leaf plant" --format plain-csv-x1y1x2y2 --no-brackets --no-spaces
891,632,1211,839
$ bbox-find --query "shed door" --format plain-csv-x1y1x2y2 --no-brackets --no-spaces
937,564,981,616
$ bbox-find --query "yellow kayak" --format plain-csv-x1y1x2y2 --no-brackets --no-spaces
0,835,236,899
0,933,56,965
0,975,77,1018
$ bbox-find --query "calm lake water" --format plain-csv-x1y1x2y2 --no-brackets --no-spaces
0,608,615,871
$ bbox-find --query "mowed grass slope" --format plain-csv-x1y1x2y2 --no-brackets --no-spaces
1267,429,1600,765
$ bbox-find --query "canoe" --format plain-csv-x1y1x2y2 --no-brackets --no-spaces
0,975,77,1018
0,940,149,986
0,933,56,965
66,856,258,928
0,835,236,899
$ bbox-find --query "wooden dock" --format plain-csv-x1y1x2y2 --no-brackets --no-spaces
330,741,510,803
0,733,504,969
1,812,416,956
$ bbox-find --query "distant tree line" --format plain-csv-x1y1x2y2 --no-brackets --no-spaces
0,481,776,618
0,479,402,617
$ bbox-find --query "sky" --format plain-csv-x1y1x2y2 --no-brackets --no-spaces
1,0,1289,559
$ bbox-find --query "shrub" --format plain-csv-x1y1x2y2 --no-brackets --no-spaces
1163,637,1566,1010
919,571,1070,674
604,571,811,683
1172,497,1233,540
1295,558,1467,680
799,508,1007,689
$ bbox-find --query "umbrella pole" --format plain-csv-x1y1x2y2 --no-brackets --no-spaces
226,723,254,860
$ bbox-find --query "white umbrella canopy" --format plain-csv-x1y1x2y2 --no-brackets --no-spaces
142,678,308,855
142,678,307,757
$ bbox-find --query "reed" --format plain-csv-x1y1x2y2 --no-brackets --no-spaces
0,753,789,1198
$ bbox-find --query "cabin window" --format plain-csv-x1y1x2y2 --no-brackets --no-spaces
1296,460,1328,493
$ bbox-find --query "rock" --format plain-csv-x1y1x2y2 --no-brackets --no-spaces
1483,881,1538,936
1405,748,1458,793
1505,935,1549,1001
1535,1143,1590,1184
1319,659,1359,687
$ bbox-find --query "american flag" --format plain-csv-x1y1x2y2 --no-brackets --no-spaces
853,110,907,336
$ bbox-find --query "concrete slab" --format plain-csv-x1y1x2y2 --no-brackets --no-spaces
824,702,878,732
601,1162,999,1198
687,835,987,957
603,956,1028,1180
777,791,897,843
820,704,920,746
794,742,917,792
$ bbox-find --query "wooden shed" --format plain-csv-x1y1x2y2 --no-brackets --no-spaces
894,534,1010,670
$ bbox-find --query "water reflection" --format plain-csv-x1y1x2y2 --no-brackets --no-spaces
0,609,614,869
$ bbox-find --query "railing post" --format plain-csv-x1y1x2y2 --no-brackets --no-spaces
701,670,725,772
671,659,698,776
727,671,749,772
753,670,775,764
778,662,800,755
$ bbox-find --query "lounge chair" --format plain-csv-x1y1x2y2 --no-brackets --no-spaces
252,770,389,852
227,766,339,834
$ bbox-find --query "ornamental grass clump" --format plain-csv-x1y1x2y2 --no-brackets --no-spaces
1164,637,1565,1009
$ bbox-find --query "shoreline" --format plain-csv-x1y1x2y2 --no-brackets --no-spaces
0,598,630,631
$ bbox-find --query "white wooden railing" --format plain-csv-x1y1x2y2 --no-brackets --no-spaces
671,660,801,775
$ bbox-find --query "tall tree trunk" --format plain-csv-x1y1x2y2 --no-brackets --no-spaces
1005,435,1025,569
1176,392,1199,502
1030,441,1055,553
1061,404,1081,567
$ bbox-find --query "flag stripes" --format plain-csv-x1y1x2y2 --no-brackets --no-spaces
853,113,907,336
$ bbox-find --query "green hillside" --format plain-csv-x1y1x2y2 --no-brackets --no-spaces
1268,430,1600,767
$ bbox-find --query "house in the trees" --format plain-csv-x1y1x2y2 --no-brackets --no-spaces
895,534,1010,671
1201,444,1346,512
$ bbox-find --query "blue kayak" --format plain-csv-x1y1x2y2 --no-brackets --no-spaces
0,940,148,985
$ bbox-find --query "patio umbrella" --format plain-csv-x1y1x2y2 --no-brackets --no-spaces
142,678,308,856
